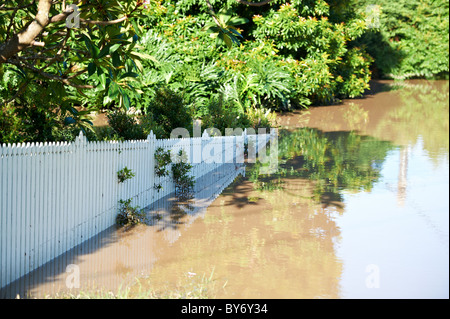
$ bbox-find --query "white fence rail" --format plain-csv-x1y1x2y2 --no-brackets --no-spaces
0,129,275,289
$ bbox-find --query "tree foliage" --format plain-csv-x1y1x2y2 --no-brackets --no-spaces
354,0,449,79
1,0,447,144
0,1,147,96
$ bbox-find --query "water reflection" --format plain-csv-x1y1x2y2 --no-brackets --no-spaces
275,80,449,298
251,128,394,207
397,146,409,206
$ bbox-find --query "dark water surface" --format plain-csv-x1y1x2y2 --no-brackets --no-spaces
2,80,448,299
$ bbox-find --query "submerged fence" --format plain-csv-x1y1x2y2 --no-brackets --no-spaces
0,129,275,289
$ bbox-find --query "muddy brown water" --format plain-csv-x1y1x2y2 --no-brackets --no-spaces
1,80,448,299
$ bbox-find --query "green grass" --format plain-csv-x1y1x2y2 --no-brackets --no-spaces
42,269,222,299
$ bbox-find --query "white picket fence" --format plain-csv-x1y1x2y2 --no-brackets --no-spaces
0,129,275,289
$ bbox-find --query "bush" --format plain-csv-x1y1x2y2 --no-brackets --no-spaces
0,105,22,144
106,110,146,141
100,88,194,141
354,0,449,79
139,111,167,139
251,1,371,104
131,0,375,113
1,80,97,144
116,199,146,226
201,95,276,135
144,87,193,138
172,149,196,199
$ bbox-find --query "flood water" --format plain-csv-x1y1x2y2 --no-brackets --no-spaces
1,80,448,299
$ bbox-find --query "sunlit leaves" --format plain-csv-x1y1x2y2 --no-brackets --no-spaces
204,8,249,48
354,0,449,79
1,0,149,110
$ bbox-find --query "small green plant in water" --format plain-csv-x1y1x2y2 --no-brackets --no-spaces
172,149,195,199
153,147,195,199
117,167,135,183
116,198,146,226
154,147,172,177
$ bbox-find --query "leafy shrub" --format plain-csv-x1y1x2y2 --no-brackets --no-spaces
117,167,136,183
1,75,95,143
133,0,374,113
154,147,172,177
354,0,449,79
201,95,276,135
0,105,22,144
116,199,146,226
139,111,167,139
336,47,374,98
171,149,195,199
106,110,146,141
251,1,371,104
144,87,193,138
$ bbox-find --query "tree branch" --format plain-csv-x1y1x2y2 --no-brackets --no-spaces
0,0,53,63
1,1,131,64
8,58,94,89
0,1,36,11
234,0,274,7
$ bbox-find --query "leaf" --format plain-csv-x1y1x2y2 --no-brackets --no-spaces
119,72,139,80
133,59,144,73
110,43,122,53
222,34,233,49
97,46,109,59
81,33,101,58
218,9,233,24
203,21,219,30
122,91,131,110
229,28,244,39
64,117,76,125
112,51,121,67
229,17,249,26
131,51,159,64
81,33,92,52
88,62,97,77
98,72,107,89
108,81,120,99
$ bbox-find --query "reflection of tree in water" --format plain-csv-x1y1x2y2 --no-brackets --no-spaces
251,127,394,206
374,81,449,161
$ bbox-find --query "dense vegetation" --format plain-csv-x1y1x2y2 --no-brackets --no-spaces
354,0,449,79
0,0,448,144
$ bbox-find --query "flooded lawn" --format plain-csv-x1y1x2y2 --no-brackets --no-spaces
2,80,448,299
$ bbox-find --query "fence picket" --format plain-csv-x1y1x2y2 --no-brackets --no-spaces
1,145,8,287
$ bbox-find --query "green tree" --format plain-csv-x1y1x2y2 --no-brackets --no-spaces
0,0,148,108
353,0,449,79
